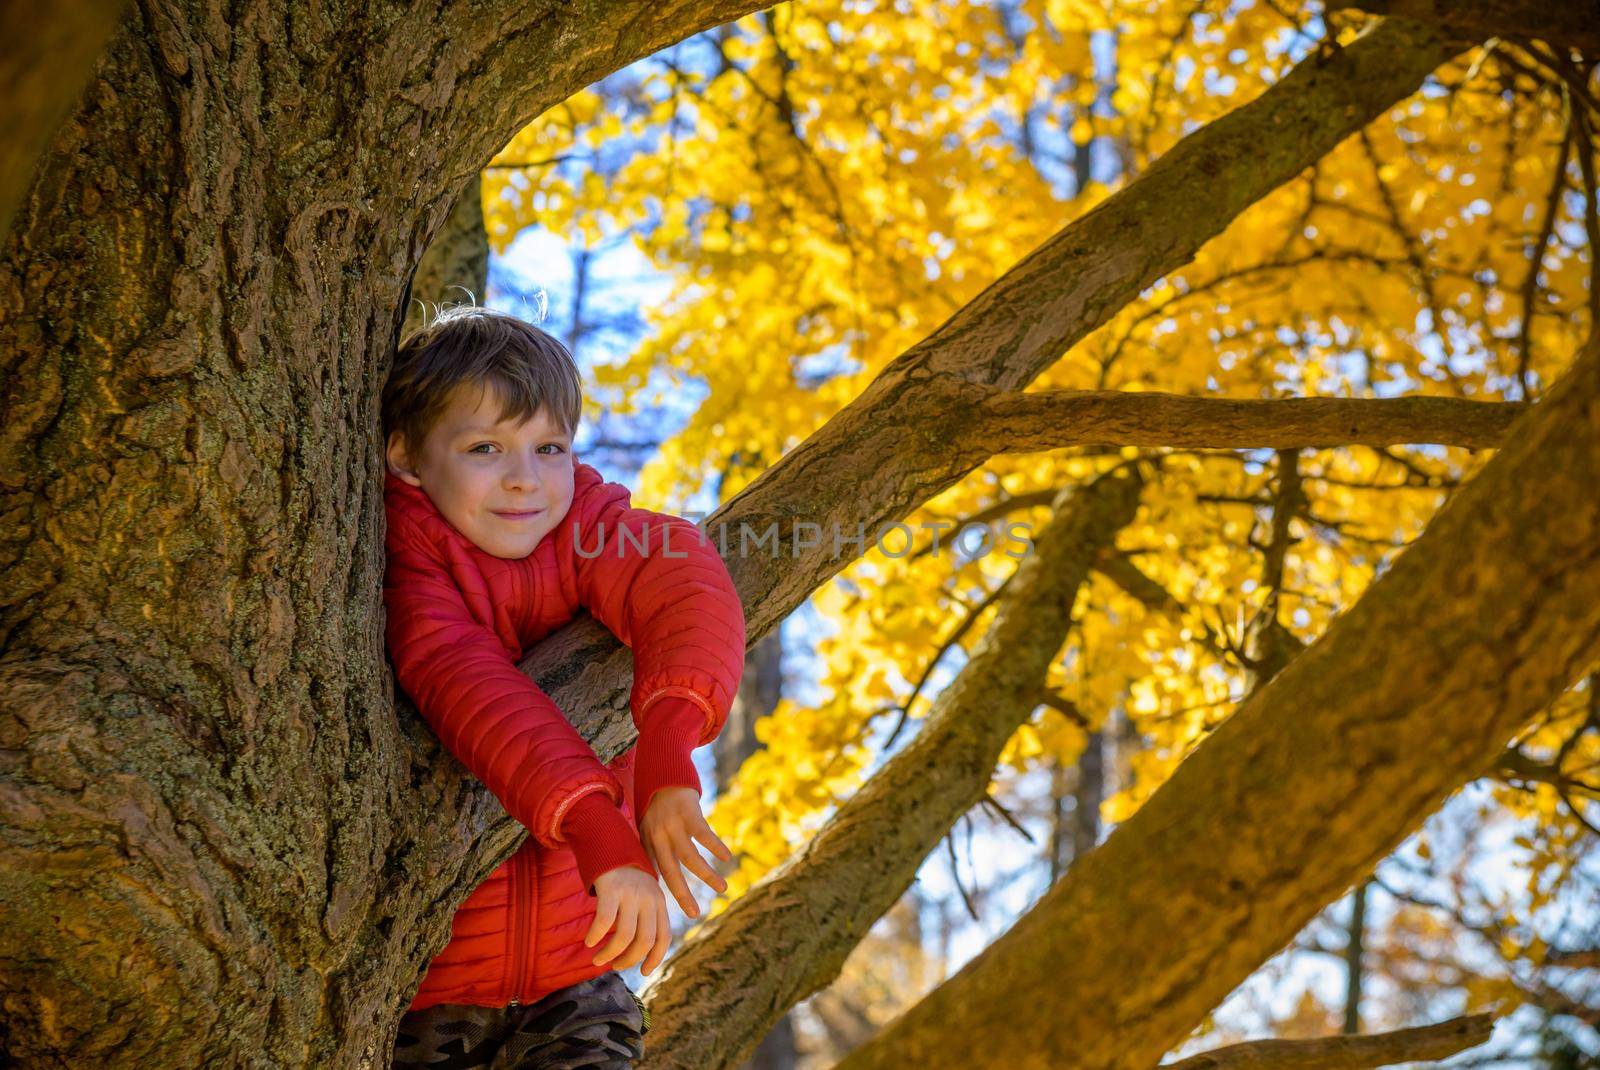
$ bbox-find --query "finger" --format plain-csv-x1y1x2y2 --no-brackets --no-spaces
676,834,728,894
584,892,619,949
641,898,670,977
592,906,638,966
614,903,656,972
693,819,734,863
592,906,636,966
653,833,700,918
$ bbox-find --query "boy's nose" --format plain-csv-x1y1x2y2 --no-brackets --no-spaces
503,457,540,490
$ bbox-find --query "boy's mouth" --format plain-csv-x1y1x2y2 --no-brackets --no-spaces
493,509,544,520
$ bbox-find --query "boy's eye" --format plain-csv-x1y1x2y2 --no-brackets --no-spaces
467,443,566,455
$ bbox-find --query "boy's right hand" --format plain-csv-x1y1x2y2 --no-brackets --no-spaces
585,866,671,976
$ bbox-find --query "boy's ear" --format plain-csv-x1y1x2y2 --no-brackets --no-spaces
385,431,424,487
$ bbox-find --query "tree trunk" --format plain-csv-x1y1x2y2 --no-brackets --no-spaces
739,1013,800,1070
1343,879,1368,1035
831,330,1600,1070
635,467,1146,1070
566,244,594,358
1048,759,1070,883
1242,450,1310,690
1046,727,1106,885
715,628,784,793
1072,727,1105,861
0,0,782,1064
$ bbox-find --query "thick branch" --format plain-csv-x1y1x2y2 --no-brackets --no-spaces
1164,1013,1496,1070
1329,0,1600,53
981,390,1523,453
829,330,1600,1069
635,467,1146,1070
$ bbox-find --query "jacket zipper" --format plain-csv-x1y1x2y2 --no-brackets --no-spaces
507,847,533,1006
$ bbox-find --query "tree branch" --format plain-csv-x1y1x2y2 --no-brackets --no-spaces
369,0,774,233
1328,0,1600,53
1163,1013,1497,1070
980,390,1523,453
438,9,1486,1012
1491,747,1600,797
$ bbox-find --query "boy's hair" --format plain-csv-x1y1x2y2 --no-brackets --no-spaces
382,305,583,455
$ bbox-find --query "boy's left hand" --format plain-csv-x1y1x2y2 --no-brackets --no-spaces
639,785,732,918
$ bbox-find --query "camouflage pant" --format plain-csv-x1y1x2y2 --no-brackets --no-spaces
392,973,649,1069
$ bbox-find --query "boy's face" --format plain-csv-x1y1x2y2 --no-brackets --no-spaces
387,381,576,560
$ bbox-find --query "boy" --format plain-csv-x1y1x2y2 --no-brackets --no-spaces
380,306,747,1068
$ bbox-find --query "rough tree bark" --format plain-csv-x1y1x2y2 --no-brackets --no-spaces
633,467,1145,1069
0,1,780,1065
830,331,1600,1070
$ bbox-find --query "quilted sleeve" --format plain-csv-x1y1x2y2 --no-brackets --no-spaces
382,508,645,865
571,480,748,745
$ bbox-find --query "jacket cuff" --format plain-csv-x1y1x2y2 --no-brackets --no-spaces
634,696,706,820
562,793,657,896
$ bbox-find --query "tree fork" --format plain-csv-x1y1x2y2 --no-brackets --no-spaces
393,14,1480,1062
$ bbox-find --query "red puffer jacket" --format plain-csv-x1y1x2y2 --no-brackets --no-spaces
382,460,746,1010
